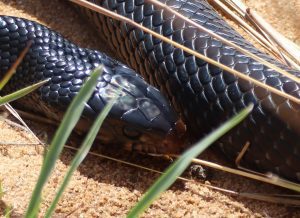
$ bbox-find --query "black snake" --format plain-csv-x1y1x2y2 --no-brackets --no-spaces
0,0,299,183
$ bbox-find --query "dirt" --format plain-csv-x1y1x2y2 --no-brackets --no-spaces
0,0,299,217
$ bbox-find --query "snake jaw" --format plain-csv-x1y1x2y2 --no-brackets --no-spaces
159,118,188,154
119,118,188,154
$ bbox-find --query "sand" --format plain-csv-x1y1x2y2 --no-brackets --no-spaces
0,0,299,217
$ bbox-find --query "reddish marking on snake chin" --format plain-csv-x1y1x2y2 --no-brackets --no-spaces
161,119,188,154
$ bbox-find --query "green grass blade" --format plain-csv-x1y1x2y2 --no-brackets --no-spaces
4,205,12,218
0,180,4,199
44,98,116,218
1,181,12,218
0,79,50,106
127,104,253,218
25,66,104,218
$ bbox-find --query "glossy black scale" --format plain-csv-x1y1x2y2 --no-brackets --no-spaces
0,16,185,154
77,0,300,182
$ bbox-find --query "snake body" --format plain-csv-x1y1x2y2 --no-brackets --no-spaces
0,0,299,182
76,0,300,182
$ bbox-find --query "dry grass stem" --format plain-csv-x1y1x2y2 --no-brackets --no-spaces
183,156,300,192
15,109,58,126
221,0,300,69
0,142,40,146
70,0,300,104
149,0,299,82
64,145,300,205
247,9,300,67
0,41,32,90
211,0,283,61
4,104,43,145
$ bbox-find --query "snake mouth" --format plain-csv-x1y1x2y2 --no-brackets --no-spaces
122,118,188,155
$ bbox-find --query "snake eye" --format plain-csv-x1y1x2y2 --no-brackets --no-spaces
122,126,141,140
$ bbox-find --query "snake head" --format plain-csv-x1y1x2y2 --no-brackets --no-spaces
81,62,188,154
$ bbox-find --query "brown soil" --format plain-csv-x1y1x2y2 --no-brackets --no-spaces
0,0,299,217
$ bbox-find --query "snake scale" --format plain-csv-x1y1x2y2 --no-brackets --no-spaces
0,0,299,182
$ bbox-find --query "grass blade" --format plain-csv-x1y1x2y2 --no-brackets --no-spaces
4,206,12,218
25,66,104,218
127,104,253,217
44,98,116,217
0,181,4,199
0,79,50,106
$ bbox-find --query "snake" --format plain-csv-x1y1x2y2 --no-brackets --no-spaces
0,0,299,183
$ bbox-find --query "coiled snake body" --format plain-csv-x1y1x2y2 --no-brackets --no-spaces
0,0,299,182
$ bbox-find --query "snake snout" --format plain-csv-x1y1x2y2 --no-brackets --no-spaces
113,75,187,154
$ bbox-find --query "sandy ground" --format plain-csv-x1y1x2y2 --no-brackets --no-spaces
0,0,299,217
